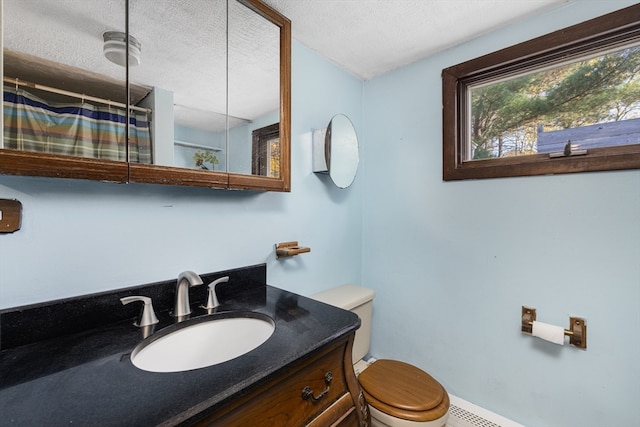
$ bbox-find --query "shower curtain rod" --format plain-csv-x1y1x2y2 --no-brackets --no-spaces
3,76,152,114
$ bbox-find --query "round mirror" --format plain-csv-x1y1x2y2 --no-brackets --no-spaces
326,114,359,188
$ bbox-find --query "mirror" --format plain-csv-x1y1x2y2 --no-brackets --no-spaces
313,114,359,188
126,0,229,188
129,0,227,171
1,0,129,182
228,0,281,178
0,0,291,191
226,0,290,191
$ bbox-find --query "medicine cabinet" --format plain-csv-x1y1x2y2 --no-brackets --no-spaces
0,0,291,192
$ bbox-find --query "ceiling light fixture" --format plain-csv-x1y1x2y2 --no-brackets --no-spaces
103,31,141,67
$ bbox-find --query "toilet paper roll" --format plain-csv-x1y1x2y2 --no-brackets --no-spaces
531,321,565,345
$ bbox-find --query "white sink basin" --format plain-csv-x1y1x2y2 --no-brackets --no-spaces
131,313,275,373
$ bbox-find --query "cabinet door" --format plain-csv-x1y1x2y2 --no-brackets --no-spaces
2,0,129,183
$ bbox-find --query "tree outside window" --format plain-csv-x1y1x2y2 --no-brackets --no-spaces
469,46,640,160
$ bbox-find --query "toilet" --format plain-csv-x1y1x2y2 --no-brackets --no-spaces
312,285,449,427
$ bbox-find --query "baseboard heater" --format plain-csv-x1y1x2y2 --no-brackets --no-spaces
448,395,525,427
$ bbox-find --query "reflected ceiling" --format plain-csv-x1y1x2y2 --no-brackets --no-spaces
3,0,278,132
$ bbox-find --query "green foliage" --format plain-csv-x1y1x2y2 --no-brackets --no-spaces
470,46,640,158
193,150,219,170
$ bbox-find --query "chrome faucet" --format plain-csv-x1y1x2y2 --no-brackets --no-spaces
203,276,230,310
120,295,159,327
173,271,203,317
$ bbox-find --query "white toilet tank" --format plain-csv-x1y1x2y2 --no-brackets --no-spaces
311,285,375,362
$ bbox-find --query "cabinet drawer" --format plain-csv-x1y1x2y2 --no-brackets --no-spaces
306,393,360,427
203,340,351,426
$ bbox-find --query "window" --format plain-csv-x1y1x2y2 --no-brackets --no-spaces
252,123,280,178
442,4,640,180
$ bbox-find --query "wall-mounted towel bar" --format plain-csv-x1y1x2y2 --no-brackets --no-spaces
521,306,587,349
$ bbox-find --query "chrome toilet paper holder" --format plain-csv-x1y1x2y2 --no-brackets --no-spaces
521,306,587,349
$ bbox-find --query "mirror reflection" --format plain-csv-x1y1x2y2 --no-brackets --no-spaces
3,0,284,180
129,0,227,172
2,0,129,163
326,114,359,188
228,0,281,177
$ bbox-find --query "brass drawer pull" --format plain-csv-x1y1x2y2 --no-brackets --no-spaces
302,372,333,402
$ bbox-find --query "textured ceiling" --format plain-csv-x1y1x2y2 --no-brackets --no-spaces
3,0,279,131
3,0,568,131
264,0,568,80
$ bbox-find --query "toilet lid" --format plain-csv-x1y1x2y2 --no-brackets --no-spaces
358,359,448,421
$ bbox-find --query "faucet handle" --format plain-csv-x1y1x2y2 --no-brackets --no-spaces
120,296,159,327
203,276,230,309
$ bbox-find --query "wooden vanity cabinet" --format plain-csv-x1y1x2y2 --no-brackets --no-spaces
196,334,370,427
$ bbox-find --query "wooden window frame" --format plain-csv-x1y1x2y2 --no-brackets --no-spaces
251,122,280,177
442,4,640,181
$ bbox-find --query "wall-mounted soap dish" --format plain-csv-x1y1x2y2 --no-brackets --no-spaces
276,241,310,258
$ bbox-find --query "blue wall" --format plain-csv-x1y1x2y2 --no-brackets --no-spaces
0,41,364,308
362,1,640,426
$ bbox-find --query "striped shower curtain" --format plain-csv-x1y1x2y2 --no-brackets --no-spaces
3,87,152,163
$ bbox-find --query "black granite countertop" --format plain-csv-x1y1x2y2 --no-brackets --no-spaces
0,265,360,426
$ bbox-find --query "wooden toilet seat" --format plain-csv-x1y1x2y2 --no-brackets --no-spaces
358,359,450,422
